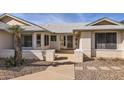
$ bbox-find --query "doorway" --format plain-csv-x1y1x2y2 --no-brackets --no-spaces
67,35,73,49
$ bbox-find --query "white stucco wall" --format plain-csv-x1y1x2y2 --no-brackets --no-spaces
80,31,92,58
0,30,13,49
0,49,55,61
79,31,124,59
0,49,45,60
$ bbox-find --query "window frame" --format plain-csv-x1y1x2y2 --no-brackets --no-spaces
44,35,49,46
22,34,32,47
95,32,117,49
63,35,66,46
51,35,57,41
36,34,41,47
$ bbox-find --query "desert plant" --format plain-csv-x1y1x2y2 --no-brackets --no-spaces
5,56,15,67
5,57,26,67
20,58,26,65
8,25,24,66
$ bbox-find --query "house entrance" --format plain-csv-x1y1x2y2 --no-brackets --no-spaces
67,35,73,48
60,35,73,49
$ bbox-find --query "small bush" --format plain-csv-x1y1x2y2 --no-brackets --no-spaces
20,58,26,65
97,57,107,61
5,56,15,67
5,57,26,67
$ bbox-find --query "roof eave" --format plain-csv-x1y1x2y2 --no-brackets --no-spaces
87,17,123,26
0,13,50,32
74,28,124,32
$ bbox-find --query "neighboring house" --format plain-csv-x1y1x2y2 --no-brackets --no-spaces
0,13,124,60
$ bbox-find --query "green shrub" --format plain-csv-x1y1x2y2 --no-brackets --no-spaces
20,58,26,65
5,57,26,67
5,56,15,67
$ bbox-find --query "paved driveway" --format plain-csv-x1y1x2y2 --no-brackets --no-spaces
13,64,74,80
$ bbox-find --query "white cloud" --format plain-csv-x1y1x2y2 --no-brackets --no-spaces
13,13,75,24
39,14,67,24
76,14,88,22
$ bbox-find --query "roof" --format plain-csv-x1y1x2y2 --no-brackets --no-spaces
21,25,47,32
0,13,34,26
0,22,48,33
0,13,49,32
41,18,124,33
74,25,124,31
87,17,123,26
41,23,88,33
0,15,124,33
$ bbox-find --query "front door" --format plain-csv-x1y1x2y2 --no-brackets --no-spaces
67,35,73,48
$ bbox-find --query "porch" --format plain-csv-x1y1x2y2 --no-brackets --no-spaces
22,32,79,51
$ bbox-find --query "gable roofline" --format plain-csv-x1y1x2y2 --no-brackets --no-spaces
0,13,50,32
87,17,123,26
0,13,35,26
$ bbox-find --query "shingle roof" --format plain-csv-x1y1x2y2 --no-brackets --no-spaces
1,15,124,33
87,17,123,26
41,23,88,33
21,25,46,32
0,13,49,32
74,25,124,31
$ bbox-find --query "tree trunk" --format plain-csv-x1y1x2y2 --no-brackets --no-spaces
14,33,22,66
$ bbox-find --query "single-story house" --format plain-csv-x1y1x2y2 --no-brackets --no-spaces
0,13,124,60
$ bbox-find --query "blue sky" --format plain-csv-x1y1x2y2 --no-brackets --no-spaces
9,13,124,24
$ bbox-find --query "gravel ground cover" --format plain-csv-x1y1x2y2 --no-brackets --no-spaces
0,59,75,80
75,58,124,80
0,59,54,80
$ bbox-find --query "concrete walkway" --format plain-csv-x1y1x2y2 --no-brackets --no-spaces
13,64,74,80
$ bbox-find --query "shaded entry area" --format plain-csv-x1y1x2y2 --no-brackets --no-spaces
60,35,73,49
67,35,73,48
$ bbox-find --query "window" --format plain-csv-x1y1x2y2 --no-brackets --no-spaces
37,34,41,47
95,33,117,49
51,35,57,41
23,35,32,47
44,35,49,46
64,36,66,46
